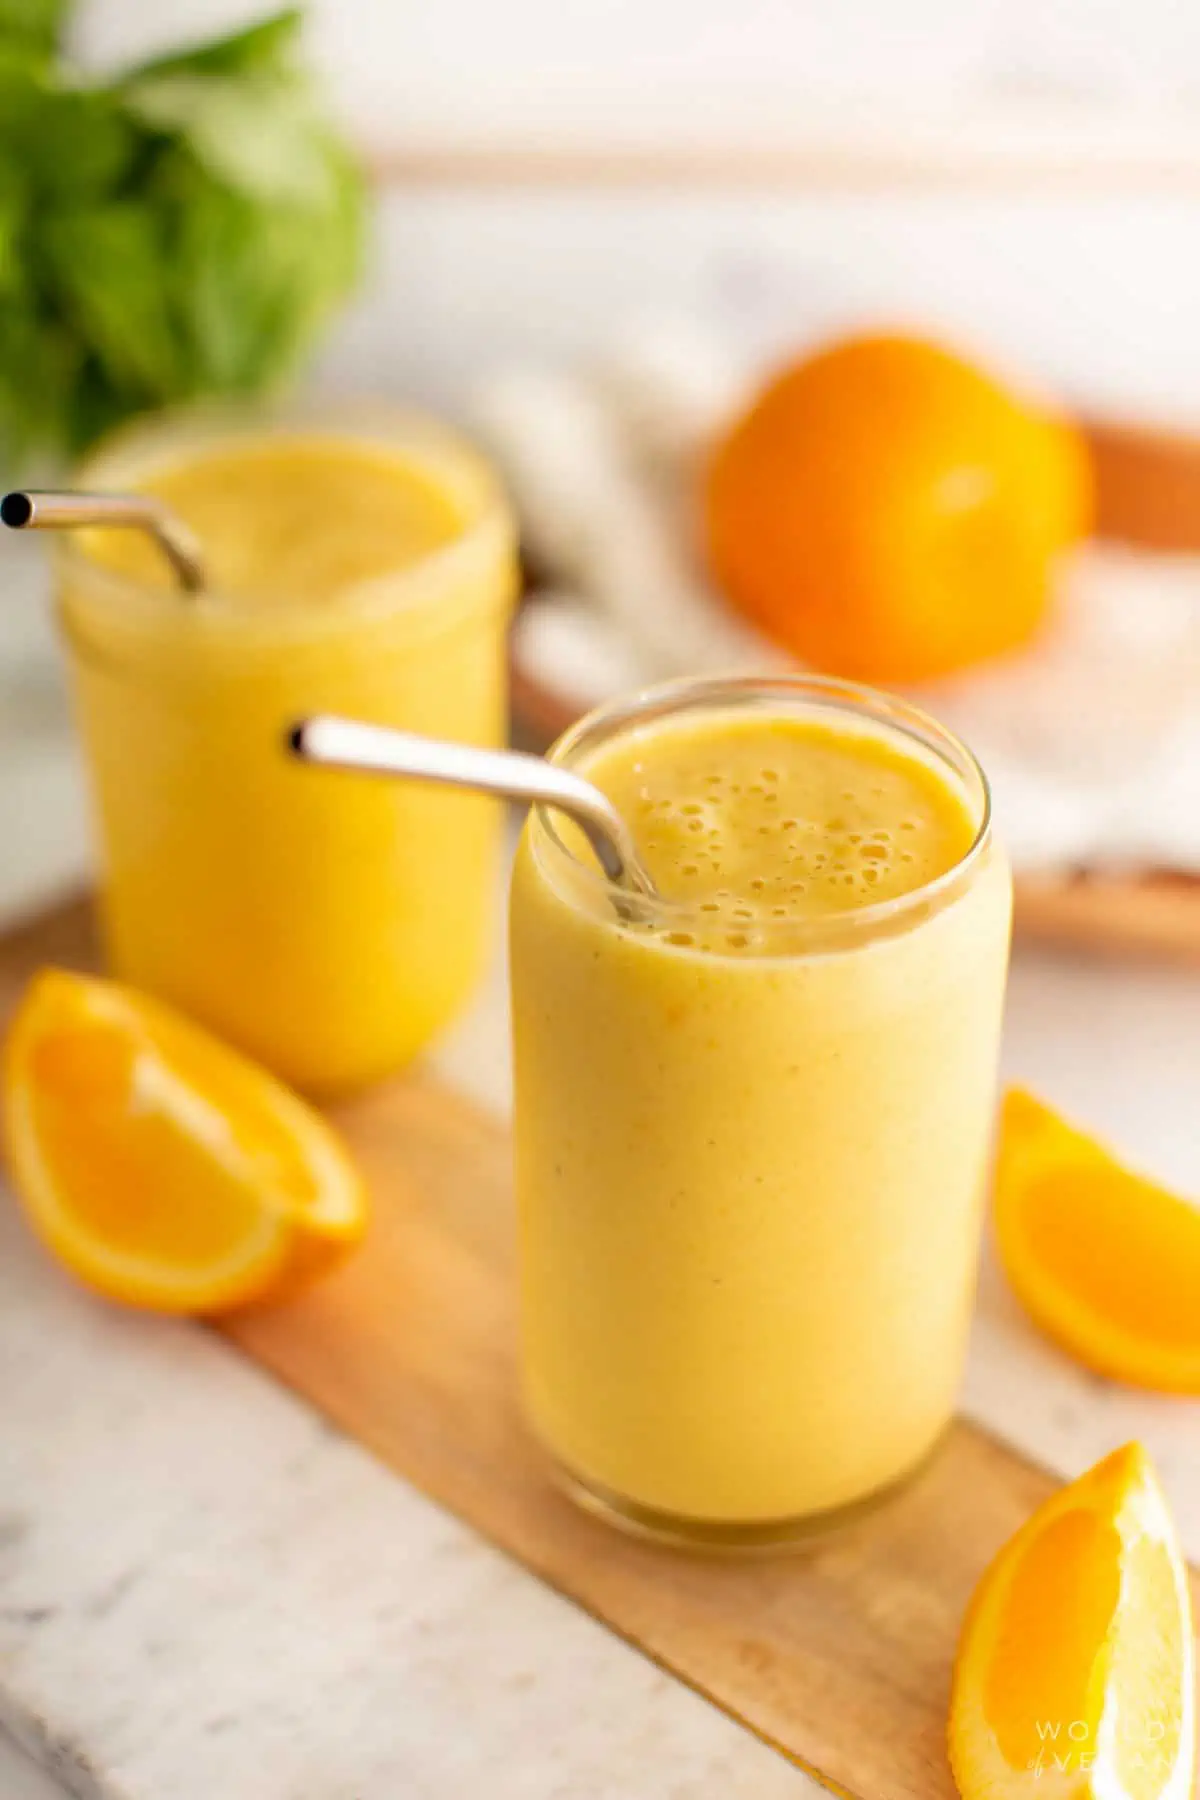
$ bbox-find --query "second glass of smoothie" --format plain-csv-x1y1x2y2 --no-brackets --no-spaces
510,674,1011,1548
58,405,517,1095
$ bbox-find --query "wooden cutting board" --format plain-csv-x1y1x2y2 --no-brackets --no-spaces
2,895,1197,1800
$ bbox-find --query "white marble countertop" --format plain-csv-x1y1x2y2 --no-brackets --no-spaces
1,540,1197,1798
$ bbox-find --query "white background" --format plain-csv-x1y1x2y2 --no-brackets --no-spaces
69,0,1200,148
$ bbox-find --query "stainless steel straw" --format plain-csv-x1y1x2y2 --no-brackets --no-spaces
1,489,207,593
289,714,656,897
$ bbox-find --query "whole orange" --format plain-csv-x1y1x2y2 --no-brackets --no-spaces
704,332,1093,684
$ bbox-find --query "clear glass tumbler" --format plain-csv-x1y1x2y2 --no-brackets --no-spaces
510,674,1012,1548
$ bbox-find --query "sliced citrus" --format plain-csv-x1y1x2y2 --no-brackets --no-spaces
995,1089,1200,1394
3,969,367,1314
950,1443,1195,1800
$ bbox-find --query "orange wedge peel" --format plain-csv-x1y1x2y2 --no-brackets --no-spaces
3,969,367,1314
995,1089,1200,1394
950,1442,1195,1800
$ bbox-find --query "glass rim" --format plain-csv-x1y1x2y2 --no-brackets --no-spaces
55,398,515,639
530,671,995,954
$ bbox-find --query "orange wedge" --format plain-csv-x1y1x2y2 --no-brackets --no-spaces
3,969,367,1314
995,1089,1200,1394
949,1443,1195,1800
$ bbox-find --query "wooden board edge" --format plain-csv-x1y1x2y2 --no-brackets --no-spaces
366,142,1200,195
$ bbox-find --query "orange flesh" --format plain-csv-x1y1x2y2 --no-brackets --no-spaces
26,1011,324,1268
984,1507,1121,1770
1021,1160,1200,1351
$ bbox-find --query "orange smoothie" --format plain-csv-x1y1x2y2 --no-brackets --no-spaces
510,676,1011,1545
59,409,517,1093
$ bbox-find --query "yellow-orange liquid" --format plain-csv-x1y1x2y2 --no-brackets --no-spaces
586,710,977,935
85,438,463,603
511,700,1011,1539
61,420,516,1093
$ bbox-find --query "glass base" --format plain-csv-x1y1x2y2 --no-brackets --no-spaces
545,1434,946,1554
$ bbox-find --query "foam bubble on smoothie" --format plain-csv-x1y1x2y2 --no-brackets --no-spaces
581,711,977,955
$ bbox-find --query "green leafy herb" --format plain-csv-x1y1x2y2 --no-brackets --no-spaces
0,4,366,465
123,8,305,83
0,0,68,64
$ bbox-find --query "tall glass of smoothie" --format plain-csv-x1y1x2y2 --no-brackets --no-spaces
57,405,517,1094
510,674,1011,1547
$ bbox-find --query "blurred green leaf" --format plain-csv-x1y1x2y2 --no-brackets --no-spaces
166,147,361,392
0,164,25,300
0,0,70,62
122,8,302,83
62,356,135,454
124,69,340,206
0,302,78,463
176,177,316,389
40,203,180,397
0,82,137,200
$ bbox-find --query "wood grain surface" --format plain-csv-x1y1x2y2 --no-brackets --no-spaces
2,894,1196,1800
367,142,1200,195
